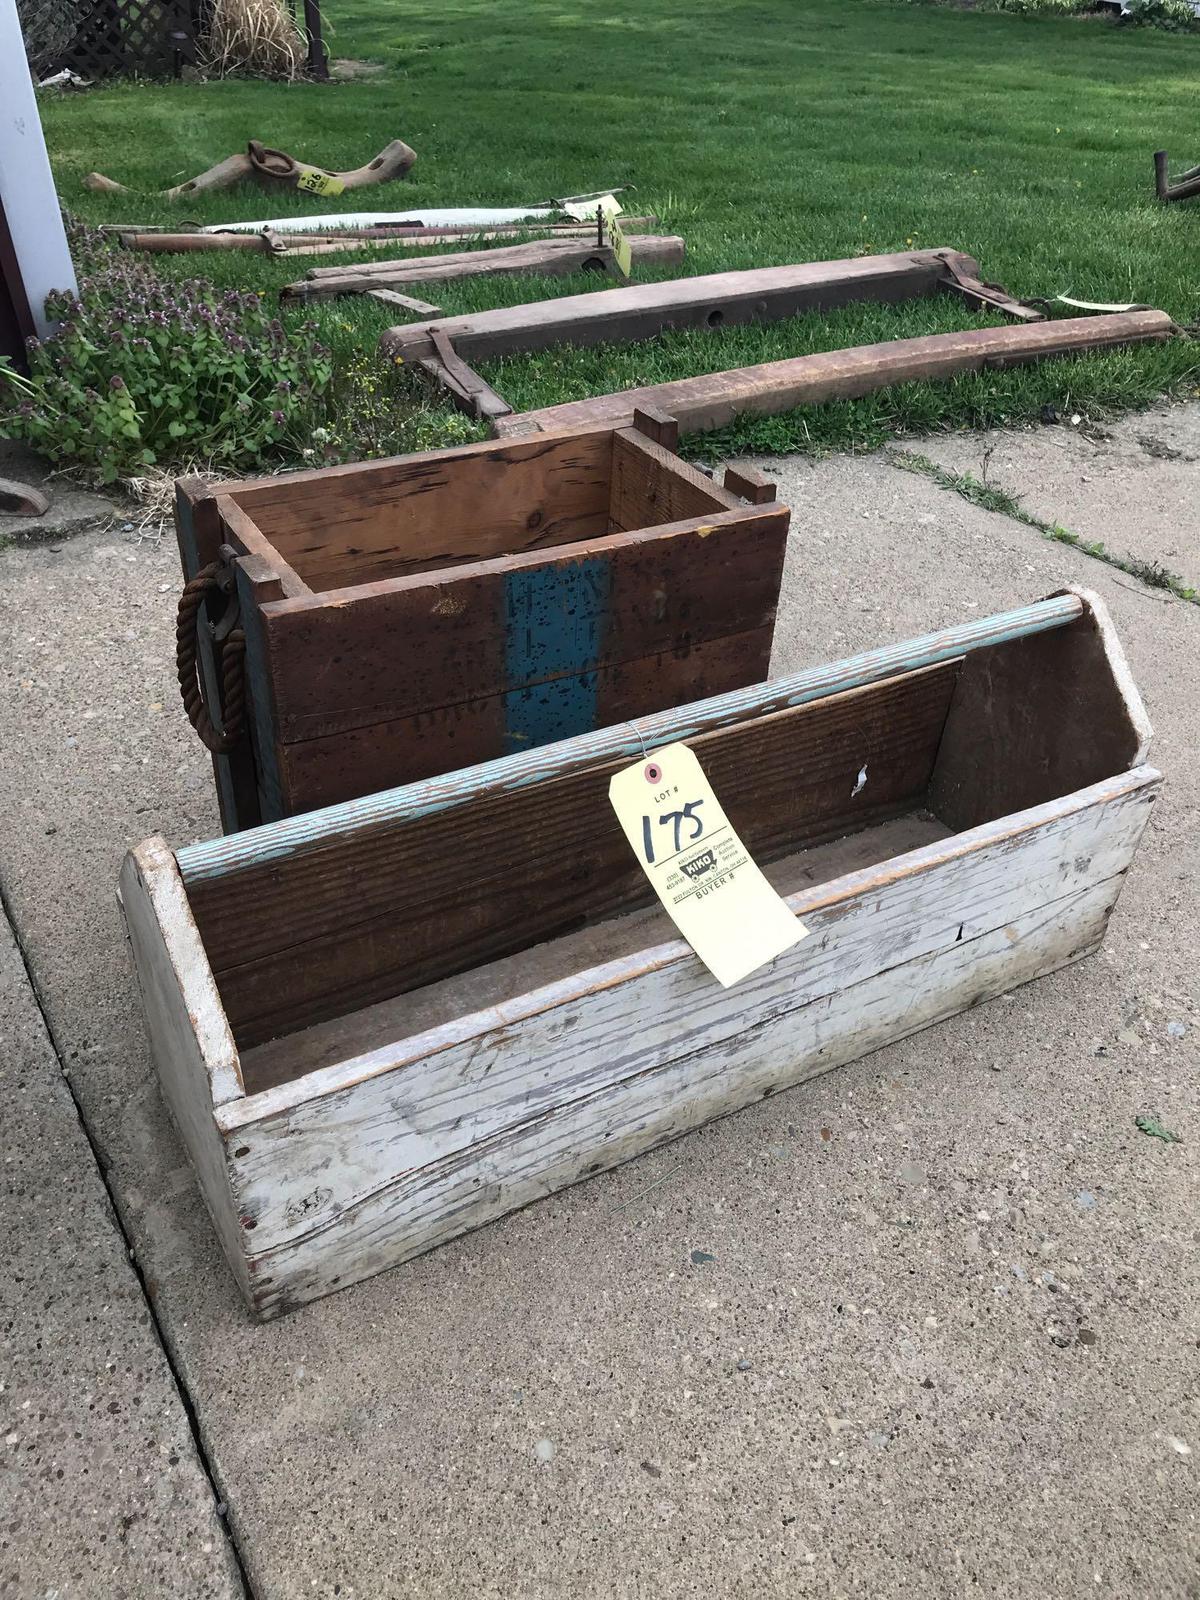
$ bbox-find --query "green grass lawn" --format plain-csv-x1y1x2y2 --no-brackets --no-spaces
36,0,1200,459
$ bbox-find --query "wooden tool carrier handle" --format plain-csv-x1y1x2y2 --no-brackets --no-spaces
176,559,247,754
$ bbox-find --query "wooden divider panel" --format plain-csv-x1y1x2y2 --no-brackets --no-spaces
187,661,961,1048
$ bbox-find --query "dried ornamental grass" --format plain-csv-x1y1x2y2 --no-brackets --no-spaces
202,0,305,79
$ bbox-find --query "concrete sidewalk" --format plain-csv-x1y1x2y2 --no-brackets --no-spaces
0,404,1195,1598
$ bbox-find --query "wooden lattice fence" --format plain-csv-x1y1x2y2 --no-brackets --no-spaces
61,0,197,77
22,0,324,80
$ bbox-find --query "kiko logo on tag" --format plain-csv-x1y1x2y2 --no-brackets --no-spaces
680,850,717,880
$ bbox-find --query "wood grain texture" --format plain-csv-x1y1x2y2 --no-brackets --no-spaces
493,312,1177,437
272,624,778,812
224,769,1158,1316
282,233,685,299
211,498,311,599
238,813,950,1093
177,593,1085,883
254,503,785,742
190,662,959,1046
609,429,742,529
246,885,1116,1315
377,248,983,365
229,431,616,593
929,585,1155,831
118,840,252,1302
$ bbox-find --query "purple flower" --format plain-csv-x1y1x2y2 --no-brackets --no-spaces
271,409,286,425
109,374,125,390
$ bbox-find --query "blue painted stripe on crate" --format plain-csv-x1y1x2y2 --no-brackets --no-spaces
501,556,612,755
177,593,1085,883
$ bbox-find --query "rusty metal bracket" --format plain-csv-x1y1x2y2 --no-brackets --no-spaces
421,327,514,422
935,251,1044,323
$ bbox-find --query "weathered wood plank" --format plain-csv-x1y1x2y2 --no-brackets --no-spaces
221,432,616,593
191,662,959,1045
493,312,1178,437
253,502,783,745
227,768,1153,1164
226,766,1157,1315
377,248,985,366
300,223,664,278
930,584,1155,831
177,593,1086,885
272,623,779,812
283,233,685,299
118,840,252,1301
365,288,444,317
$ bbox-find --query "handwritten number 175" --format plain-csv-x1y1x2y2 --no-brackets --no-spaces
641,799,705,865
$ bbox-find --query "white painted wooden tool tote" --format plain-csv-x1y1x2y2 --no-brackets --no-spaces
121,587,1157,1318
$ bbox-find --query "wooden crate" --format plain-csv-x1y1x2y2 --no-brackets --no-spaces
175,419,789,832
121,587,1158,1319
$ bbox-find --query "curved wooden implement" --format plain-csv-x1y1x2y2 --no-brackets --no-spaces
83,138,416,200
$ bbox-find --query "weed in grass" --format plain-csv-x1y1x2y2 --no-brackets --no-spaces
888,447,1199,603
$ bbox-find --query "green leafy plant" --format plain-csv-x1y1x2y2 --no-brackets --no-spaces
309,348,483,464
1119,0,1200,30
3,240,333,483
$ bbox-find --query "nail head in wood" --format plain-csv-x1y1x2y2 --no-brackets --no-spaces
632,407,680,453
723,464,777,505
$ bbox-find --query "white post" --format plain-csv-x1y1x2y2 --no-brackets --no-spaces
0,0,78,338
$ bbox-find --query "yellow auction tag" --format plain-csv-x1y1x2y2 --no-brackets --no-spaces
603,211,633,278
295,167,345,197
608,742,809,986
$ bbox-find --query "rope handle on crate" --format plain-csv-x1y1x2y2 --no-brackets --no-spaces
176,560,247,754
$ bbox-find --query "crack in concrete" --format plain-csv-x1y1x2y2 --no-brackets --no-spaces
885,447,1199,608
0,879,258,1600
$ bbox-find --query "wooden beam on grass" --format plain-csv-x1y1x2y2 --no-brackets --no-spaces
377,249,1029,367
491,311,1177,438
282,232,685,301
